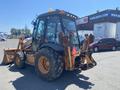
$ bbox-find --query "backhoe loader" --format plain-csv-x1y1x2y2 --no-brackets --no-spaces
2,10,97,81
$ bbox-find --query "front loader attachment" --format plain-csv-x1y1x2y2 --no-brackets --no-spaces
2,37,32,65
2,37,24,65
2,49,18,65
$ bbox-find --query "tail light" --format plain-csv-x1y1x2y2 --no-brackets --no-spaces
72,47,77,56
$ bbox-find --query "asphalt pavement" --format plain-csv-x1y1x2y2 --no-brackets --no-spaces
0,39,120,90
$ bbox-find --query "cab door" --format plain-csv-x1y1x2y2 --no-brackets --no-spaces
32,18,46,52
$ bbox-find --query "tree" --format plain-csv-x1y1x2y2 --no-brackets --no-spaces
10,28,16,35
10,26,31,38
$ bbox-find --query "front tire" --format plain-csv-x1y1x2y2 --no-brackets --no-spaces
35,48,64,81
14,52,25,69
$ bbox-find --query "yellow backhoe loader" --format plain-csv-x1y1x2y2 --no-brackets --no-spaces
2,10,97,81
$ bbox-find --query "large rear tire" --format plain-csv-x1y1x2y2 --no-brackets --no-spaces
14,52,25,69
35,48,64,81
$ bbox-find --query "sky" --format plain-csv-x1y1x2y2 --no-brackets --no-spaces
0,0,120,33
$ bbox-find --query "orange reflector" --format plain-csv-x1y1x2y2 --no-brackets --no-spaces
72,47,77,56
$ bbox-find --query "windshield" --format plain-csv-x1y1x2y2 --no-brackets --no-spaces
62,18,79,47
63,18,76,31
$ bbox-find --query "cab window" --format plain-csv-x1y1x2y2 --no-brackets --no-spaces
36,19,45,39
46,16,62,43
62,18,76,32
62,18,78,46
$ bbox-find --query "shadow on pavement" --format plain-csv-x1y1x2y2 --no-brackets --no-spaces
8,65,94,90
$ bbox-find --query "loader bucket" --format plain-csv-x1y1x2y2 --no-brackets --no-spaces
2,49,17,65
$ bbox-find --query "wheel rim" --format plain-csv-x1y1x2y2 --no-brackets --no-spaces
38,56,50,74
94,47,98,52
16,56,20,66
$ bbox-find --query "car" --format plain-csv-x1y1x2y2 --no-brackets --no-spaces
0,32,7,41
0,37,6,41
0,36,6,41
89,38,118,52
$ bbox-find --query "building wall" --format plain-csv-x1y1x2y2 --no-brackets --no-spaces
116,22,120,40
77,9,120,30
94,22,116,41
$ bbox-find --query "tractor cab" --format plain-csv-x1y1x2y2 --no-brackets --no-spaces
32,10,80,70
32,10,79,51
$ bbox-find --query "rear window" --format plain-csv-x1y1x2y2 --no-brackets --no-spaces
100,38,116,43
100,39,107,43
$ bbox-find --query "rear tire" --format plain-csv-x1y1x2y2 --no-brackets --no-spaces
35,48,64,81
14,52,25,69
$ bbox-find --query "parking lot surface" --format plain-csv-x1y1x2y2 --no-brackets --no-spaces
0,39,120,90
